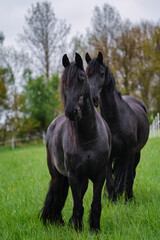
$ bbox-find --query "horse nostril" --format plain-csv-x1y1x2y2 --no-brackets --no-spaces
95,96,98,102
73,109,78,116
93,96,99,107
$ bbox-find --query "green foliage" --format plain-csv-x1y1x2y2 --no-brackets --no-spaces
87,3,121,66
24,73,61,131
0,68,10,143
152,25,160,115
0,77,8,108
0,138,160,239
0,31,5,45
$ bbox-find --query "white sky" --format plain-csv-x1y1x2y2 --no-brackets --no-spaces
0,0,160,48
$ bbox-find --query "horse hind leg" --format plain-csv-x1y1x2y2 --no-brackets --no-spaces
124,149,135,202
105,158,115,201
133,152,140,178
40,168,69,225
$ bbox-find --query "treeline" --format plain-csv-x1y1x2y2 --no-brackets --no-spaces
0,2,160,145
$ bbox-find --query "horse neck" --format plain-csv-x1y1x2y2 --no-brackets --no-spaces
100,85,121,123
72,94,97,140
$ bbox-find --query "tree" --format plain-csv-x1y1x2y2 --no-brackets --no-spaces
152,23,160,115
70,34,88,60
0,68,10,145
0,68,9,112
0,32,5,45
87,3,121,65
112,20,137,94
0,45,32,144
0,47,31,87
133,22,154,108
23,73,61,132
19,1,70,80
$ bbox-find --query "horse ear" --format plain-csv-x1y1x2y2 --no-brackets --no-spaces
75,53,84,70
85,52,91,64
62,54,70,68
97,51,103,64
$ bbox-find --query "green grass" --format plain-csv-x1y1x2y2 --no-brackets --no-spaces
0,138,160,240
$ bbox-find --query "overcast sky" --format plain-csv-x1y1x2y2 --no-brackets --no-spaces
1,0,160,48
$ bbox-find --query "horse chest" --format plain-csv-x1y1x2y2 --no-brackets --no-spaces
64,141,108,178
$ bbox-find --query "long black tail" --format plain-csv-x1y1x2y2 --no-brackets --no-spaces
113,159,126,197
39,181,56,224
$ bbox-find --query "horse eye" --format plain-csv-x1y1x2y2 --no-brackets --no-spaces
79,95,84,103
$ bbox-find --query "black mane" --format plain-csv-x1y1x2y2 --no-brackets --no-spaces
61,62,80,104
86,57,117,93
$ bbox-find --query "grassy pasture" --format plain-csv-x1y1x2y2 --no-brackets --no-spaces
0,138,160,240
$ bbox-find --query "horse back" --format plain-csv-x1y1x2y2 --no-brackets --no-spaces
123,96,147,113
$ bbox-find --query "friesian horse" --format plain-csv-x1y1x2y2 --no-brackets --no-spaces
85,52,149,202
40,53,111,232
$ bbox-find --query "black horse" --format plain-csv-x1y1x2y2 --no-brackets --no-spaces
85,52,149,202
40,53,111,232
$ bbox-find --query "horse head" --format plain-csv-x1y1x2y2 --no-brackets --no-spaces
62,53,89,121
85,52,115,107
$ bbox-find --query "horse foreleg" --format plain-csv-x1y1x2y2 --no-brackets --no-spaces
40,169,69,225
69,175,87,231
89,173,105,232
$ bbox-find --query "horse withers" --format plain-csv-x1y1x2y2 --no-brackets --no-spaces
85,52,149,202
40,53,111,232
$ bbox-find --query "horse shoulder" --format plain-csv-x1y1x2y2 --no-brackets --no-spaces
46,114,69,176
46,114,66,143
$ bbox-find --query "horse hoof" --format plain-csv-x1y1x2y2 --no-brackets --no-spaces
58,218,65,226
90,226,100,234
68,217,83,231
68,217,73,227
125,195,136,204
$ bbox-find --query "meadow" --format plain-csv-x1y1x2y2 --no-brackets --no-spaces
0,138,160,240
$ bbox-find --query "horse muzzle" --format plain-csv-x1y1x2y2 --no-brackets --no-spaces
65,108,82,121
